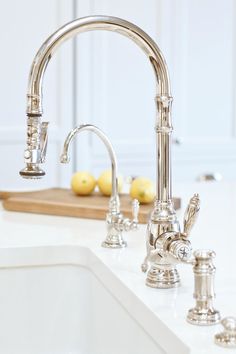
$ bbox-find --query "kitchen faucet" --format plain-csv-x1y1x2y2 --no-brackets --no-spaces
60,123,139,248
20,15,200,288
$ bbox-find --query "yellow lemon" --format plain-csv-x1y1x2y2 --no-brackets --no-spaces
130,177,155,204
71,171,96,196
97,169,123,196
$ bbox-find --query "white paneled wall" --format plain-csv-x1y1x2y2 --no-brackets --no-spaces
74,0,159,180
74,0,236,183
1,0,236,190
170,0,236,182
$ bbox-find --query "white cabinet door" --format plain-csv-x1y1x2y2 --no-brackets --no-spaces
74,0,236,183
0,0,75,190
74,0,160,180
168,0,236,182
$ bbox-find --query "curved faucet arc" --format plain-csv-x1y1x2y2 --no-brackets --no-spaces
60,123,139,249
27,16,171,115
21,15,173,203
60,123,119,204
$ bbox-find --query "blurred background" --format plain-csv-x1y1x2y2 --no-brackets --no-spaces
0,0,235,190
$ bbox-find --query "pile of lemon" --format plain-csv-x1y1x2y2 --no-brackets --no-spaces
71,170,155,204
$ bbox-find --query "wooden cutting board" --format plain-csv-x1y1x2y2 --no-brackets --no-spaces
1,188,181,224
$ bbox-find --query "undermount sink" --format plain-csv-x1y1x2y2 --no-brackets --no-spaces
1,183,236,354
0,247,164,354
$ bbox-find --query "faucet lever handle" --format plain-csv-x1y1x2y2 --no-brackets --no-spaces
132,199,140,223
183,193,200,237
119,199,139,232
40,122,49,163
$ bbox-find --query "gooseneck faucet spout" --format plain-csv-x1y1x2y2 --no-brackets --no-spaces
19,15,172,203
60,124,119,202
20,15,200,286
61,124,139,248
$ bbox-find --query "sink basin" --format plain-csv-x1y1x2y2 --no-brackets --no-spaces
2,183,236,354
0,250,164,354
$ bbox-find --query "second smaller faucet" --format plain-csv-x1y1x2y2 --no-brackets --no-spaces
60,124,139,248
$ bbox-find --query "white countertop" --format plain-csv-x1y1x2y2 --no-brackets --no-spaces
0,182,235,353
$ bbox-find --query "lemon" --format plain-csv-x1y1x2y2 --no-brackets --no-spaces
71,171,96,196
130,177,155,204
97,169,123,196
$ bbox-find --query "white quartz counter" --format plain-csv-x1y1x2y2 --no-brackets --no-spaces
0,182,235,353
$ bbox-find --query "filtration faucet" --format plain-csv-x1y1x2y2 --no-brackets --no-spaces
60,123,139,248
20,15,200,288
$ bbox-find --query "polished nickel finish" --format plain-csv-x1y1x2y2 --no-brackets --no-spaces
142,193,200,288
20,120,48,178
19,15,171,196
187,249,221,325
20,15,201,286
215,317,236,348
60,124,139,248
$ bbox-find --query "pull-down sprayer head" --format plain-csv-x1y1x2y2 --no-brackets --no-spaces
20,120,49,179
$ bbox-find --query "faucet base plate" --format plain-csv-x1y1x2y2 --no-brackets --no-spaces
101,240,127,249
187,307,221,326
101,229,127,248
19,164,45,179
146,264,180,289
